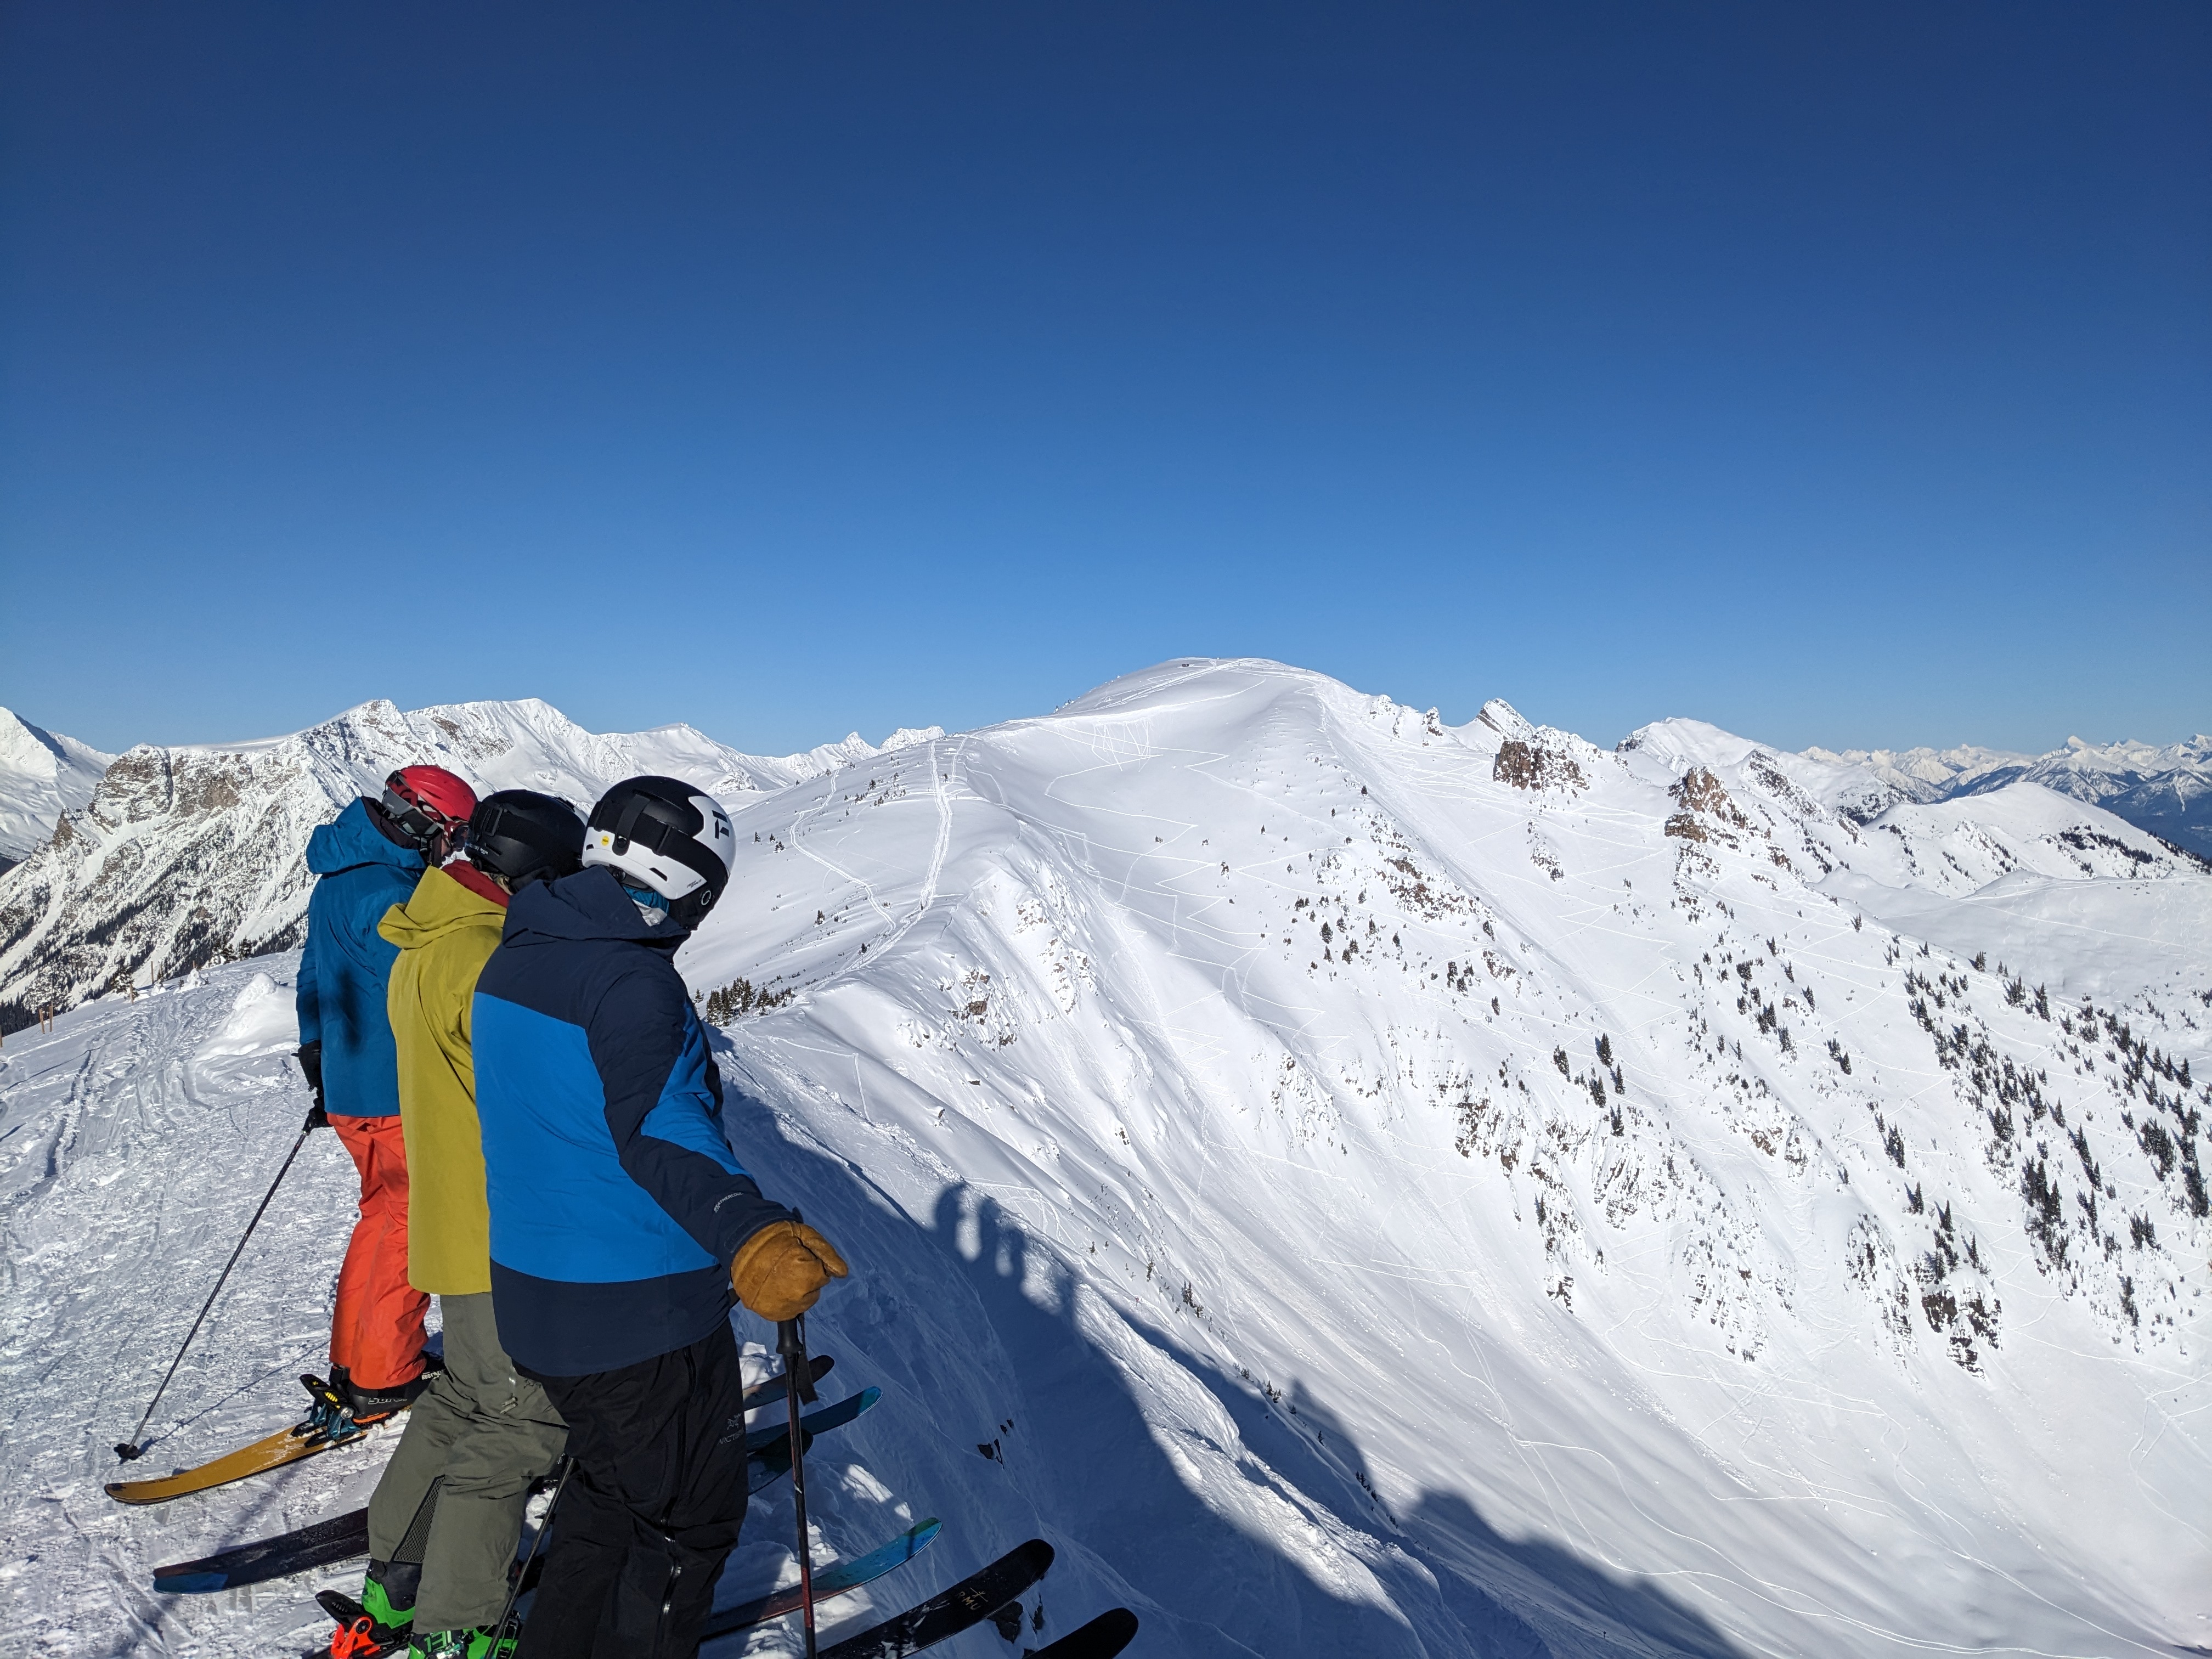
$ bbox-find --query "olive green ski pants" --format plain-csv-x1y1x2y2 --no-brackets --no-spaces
368,1291,569,1631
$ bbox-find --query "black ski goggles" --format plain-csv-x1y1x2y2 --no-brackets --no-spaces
381,780,467,845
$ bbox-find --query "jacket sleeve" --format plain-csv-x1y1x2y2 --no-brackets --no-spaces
585,965,789,1266
295,894,322,1046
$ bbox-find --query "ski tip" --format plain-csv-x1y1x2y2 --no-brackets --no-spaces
152,1571,228,1594
1086,1607,1140,1643
1029,1607,1139,1657
855,1385,882,1412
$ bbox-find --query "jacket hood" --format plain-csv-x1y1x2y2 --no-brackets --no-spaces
307,797,427,878
503,865,690,950
379,864,507,953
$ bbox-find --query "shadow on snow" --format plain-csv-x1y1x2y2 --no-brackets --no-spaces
721,1081,1753,1659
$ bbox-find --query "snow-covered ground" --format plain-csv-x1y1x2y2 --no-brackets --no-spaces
3,659,2207,1656
0,966,988,1656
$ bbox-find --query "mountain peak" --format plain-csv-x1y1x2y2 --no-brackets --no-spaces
0,709,116,866
1475,697,1533,741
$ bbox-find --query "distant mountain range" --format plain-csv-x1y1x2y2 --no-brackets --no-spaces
1802,733,2212,857
0,698,938,1024
0,698,2203,1025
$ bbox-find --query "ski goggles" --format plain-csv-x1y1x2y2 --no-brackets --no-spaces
381,779,468,843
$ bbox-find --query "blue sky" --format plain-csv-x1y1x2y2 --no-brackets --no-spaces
3,3,2205,758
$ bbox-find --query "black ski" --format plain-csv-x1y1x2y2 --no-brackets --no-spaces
811,1538,1054,1659
152,1508,374,1596
1025,1607,1139,1657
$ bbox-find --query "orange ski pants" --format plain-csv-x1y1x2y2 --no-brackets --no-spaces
331,1114,429,1392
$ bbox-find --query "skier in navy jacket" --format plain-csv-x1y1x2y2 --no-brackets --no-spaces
473,776,847,1659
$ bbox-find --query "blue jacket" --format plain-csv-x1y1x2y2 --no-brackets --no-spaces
472,866,789,1376
296,799,425,1119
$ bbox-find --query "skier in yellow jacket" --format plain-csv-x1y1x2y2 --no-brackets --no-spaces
321,792,587,1659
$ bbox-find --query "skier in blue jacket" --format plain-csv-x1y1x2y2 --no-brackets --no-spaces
473,775,847,1659
297,766,478,1419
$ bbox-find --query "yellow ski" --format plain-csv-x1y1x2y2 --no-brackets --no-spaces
105,1375,395,1506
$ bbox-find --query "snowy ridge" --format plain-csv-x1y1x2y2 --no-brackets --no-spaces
0,698,940,1025
1,659,2204,1657
0,708,114,870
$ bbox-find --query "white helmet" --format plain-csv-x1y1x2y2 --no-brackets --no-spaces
582,775,734,929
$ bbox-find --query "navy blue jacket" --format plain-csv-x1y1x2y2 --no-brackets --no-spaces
472,866,788,1376
296,799,425,1119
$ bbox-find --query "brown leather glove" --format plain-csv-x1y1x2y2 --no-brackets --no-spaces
730,1220,849,1322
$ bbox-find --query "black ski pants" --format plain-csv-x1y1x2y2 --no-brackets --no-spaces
516,1321,752,1659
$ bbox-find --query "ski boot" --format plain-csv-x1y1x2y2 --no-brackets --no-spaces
343,1373,435,1426
410,1628,518,1658
298,1373,361,1444
321,1362,436,1428
314,1560,417,1657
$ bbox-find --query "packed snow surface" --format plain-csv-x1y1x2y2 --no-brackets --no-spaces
3,659,2208,1657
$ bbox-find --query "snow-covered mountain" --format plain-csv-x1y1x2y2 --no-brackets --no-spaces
1803,732,2212,859
2,659,2204,1658
0,698,939,1030
0,708,114,872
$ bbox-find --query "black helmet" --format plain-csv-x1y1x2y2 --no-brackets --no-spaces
464,791,586,893
583,775,735,930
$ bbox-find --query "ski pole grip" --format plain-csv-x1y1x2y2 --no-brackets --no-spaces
775,1208,820,1402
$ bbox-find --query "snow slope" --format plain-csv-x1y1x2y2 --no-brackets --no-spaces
0,698,940,1028
3,659,2206,1657
0,708,115,871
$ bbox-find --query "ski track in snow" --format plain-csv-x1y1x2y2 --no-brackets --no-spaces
5,661,2210,1657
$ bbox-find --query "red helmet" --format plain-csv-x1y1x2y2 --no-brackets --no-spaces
379,766,478,857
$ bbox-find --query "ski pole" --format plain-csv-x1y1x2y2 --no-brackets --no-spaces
114,1101,323,1461
493,1454,573,1644
779,1311,821,1658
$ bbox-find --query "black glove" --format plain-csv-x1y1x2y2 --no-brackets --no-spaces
297,1040,328,1129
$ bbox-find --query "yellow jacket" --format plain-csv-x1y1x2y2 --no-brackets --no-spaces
379,865,506,1295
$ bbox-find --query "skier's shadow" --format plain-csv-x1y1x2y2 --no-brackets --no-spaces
718,1082,1753,1659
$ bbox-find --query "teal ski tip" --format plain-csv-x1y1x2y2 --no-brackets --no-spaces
702,1515,943,1637
744,1385,881,1454
818,1517,941,1594
150,1570,228,1594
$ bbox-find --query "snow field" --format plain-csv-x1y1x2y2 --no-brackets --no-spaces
687,661,2209,1656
